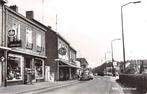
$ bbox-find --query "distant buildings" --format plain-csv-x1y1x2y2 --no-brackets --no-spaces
116,60,147,74
76,58,89,69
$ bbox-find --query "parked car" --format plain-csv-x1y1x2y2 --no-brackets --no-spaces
79,72,89,81
89,73,94,80
79,72,94,81
106,72,113,76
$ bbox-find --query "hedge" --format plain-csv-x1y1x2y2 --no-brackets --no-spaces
118,74,147,93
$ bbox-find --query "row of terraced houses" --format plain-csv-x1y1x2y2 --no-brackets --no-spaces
0,0,89,87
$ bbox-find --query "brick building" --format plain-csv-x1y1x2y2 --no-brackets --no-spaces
45,29,79,81
0,1,47,86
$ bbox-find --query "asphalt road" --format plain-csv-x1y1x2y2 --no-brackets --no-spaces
33,76,124,94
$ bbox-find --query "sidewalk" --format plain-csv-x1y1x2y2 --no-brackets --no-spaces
0,80,79,94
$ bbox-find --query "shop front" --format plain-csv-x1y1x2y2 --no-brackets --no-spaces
7,52,45,85
7,54,23,83
55,59,79,81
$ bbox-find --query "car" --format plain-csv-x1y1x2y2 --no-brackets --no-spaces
106,72,113,76
79,72,94,81
79,73,90,81
89,73,94,80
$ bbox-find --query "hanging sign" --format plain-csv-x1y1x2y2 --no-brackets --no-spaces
8,29,16,37
58,47,67,55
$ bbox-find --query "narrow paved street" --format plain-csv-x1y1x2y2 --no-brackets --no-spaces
29,76,124,94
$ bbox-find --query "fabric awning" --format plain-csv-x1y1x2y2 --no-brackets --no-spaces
10,49,47,58
55,59,81,69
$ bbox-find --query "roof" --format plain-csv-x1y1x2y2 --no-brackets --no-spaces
55,59,80,68
69,46,77,53
5,6,47,32
56,32,70,45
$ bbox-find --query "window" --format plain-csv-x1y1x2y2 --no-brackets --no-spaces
36,33,42,51
36,33,41,47
26,28,33,49
7,54,23,81
12,23,20,40
8,23,22,47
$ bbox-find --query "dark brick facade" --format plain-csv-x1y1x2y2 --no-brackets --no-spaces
45,28,59,80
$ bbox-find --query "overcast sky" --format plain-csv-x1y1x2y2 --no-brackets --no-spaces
7,0,147,68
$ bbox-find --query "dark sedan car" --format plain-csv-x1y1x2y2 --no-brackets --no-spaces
79,72,94,81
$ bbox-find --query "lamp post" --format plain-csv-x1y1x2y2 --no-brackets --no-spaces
111,38,121,63
121,1,141,72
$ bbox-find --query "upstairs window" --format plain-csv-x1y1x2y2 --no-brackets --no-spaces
12,23,20,40
36,33,42,52
8,23,22,47
26,28,33,49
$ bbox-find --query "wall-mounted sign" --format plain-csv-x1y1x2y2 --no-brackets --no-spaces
8,35,22,47
8,39,22,47
0,56,5,62
58,47,67,55
8,29,16,37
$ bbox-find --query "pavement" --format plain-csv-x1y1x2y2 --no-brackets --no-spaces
0,80,79,94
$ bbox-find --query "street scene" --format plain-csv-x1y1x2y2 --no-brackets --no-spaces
0,0,147,94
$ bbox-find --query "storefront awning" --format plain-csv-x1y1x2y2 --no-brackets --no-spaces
0,46,11,50
55,59,81,69
10,49,47,58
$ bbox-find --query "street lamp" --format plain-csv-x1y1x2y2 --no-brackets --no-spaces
111,38,121,63
121,1,141,72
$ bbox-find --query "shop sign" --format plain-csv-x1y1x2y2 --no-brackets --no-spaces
8,40,22,47
0,56,5,62
8,29,16,37
58,47,67,55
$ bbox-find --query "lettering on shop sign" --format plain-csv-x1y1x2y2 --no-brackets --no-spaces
58,47,67,55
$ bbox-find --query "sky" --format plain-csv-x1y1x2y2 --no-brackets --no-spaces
6,0,147,68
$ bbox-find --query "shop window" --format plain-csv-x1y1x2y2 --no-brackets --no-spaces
7,55,23,81
35,59,44,78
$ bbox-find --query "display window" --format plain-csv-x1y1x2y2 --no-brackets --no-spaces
7,54,23,81
34,59,44,79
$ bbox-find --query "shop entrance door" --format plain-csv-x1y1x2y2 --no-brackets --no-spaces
24,57,32,84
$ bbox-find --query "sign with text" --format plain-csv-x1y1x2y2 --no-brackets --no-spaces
58,47,67,55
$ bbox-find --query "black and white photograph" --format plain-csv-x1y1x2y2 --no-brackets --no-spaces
0,0,146,94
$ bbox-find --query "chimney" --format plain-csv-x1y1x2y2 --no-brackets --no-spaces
26,11,34,19
9,5,18,12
